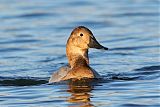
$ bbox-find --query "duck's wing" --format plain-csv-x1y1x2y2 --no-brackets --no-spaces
49,65,71,83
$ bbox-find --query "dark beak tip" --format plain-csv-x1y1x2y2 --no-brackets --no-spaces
103,47,109,50
89,37,109,50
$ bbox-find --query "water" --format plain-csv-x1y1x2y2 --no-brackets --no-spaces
0,0,159,107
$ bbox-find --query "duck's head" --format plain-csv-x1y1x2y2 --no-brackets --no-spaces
66,26,108,67
67,26,108,50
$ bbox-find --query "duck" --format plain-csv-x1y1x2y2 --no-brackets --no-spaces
49,26,108,83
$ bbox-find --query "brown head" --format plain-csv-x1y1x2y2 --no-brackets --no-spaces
66,26,108,68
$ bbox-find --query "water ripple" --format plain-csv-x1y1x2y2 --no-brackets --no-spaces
0,76,48,86
1,12,59,19
110,45,159,51
134,65,160,71
0,39,40,44
107,12,159,18
0,47,32,53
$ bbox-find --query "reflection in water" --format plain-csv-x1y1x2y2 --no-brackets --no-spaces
66,79,95,107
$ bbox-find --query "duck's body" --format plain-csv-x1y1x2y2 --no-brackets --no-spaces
49,26,108,83
49,64,101,83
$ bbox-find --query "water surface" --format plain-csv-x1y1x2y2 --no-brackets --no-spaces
0,0,159,107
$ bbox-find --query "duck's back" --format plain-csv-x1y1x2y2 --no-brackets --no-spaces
49,65,71,83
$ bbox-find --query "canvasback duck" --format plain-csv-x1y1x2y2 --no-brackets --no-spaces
49,26,108,83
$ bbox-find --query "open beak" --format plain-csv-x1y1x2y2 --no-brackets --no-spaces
88,36,108,50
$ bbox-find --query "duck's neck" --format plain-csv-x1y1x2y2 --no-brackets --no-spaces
66,45,89,68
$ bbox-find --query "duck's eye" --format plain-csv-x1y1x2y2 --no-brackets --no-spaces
80,33,83,37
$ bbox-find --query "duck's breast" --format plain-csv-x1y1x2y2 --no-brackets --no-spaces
62,66,102,80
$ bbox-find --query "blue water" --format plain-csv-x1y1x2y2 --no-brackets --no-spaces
0,0,160,107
